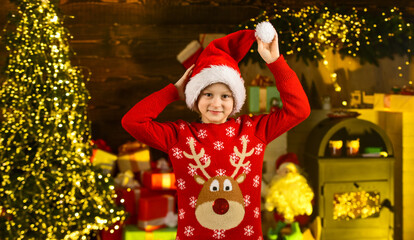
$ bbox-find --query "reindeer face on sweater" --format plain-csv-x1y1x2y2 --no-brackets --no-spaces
183,136,253,230
194,174,246,230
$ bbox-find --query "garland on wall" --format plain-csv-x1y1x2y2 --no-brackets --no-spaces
239,4,413,66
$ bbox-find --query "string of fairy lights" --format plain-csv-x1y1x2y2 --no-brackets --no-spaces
0,0,124,239
239,4,413,94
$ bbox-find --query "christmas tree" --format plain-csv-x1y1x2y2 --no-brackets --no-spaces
0,0,125,239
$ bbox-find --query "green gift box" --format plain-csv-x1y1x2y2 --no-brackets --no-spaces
248,86,282,113
123,225,177,240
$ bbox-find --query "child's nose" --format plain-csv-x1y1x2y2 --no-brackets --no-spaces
211,97,221,106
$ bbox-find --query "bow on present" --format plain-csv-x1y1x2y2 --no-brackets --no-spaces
164,211,178,228
118,141,147,155
114,170,140,188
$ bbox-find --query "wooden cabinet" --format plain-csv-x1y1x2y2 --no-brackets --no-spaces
304,117,394,240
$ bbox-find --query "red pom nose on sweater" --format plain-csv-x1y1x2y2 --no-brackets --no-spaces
213,198,229,215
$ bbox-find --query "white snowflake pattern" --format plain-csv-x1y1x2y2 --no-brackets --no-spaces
188,166,197,176
213,230,226,239
236,117,242,124
189,196,197,208
216,169,226,176
254,207,260,218
229,152,239,161
177,178,186,190
240,135,250,144
244,225,254,236
184,226,195,237
179,123,186,130
172,148,183,159
225,127,236,137
253,175,260,188
200,154,211,164
258,236,263,240
179,209,185,220
213,141,224,151
186,137,197,146
244,195,251,207
243,162,252,174
198,129,208,139
245,121,253,127
255,143,264,155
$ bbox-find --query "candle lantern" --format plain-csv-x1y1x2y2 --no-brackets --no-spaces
329,140,343,157
346,139,360,156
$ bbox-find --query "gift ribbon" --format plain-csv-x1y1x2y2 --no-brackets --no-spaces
162,174,170,189
259,87,267,112
146,172,176,190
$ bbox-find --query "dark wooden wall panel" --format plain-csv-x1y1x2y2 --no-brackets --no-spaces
1,0,413,152
58,4,261,151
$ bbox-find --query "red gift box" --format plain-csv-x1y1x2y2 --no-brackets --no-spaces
115,187,147,225
99,221,123,240
138,194,176,231
142,171,176,190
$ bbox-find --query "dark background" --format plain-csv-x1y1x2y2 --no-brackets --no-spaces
1,0,413,153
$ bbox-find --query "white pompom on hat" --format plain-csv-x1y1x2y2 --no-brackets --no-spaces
255,21,277,43
184,21,277,116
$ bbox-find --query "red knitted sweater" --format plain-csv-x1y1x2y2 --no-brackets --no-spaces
122,56,310,239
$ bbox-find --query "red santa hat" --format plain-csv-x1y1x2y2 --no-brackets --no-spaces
184,21,277,115
275,152,300,170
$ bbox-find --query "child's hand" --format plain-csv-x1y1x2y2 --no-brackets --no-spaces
175,64,195,100
257,31,280,64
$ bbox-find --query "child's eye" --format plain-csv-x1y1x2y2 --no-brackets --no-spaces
204,93,212,97
222,94,232,99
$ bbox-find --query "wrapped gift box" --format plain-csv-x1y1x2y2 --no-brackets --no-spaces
138,194,176,231
115,187,146,225
248,86,282,113
117,148,151,173
143,171,176,190
124,225,177,240
90,149,117,173
374,93,414,112
99,221,123,240
177,40,203,69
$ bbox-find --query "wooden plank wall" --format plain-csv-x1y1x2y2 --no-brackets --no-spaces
1,0,413,151
58,3,261,152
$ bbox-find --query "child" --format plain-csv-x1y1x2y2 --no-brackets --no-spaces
122,22,310,239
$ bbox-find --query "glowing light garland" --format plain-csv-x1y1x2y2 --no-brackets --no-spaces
0,0,125,239
239,5,413,94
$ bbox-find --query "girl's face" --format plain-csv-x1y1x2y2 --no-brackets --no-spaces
197,83,234,124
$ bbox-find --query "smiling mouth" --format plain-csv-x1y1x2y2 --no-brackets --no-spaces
208,110,223,114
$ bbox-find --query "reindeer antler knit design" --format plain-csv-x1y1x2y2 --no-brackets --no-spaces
231,136,254,178
183,138,211,179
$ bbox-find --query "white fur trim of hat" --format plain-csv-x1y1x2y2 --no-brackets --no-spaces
185,65,246,116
